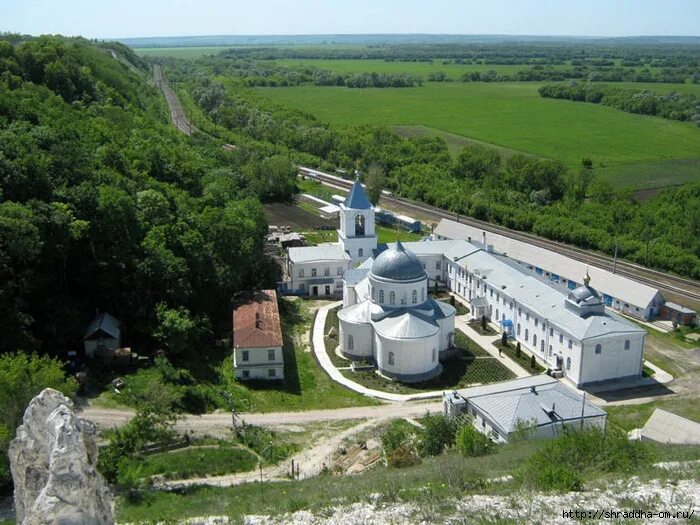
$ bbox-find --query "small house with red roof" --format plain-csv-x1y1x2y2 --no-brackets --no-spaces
233,290,284,381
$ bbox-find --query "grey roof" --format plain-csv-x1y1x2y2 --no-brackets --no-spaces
459,250,646,341
288,244,350,263
467,379,607,434
344,268,370,287
373,310,440,340
434,219,662,309
371,241,426,281
400,239,459,256
470,296,489,307
344,180,372,210
664,302,696,315
639,409,700,445
569,284,600,303
84,312,120,340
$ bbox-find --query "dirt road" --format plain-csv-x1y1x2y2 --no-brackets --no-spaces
79,401,443,436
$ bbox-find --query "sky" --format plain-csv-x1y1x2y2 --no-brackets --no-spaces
1,0,699,39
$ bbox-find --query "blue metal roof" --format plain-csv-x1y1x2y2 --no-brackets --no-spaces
345,180,372,210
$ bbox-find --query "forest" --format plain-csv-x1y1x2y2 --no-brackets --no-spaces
539,82,700,124
0,35,299,358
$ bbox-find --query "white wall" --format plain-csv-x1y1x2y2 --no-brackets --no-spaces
234,345,284,380
339,318,374,359
375,332,440,378
289,259,349,295
577,333,645,385
85,337,120,358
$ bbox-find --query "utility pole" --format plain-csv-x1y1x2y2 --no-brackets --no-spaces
612,240,618,274
579,391,586,431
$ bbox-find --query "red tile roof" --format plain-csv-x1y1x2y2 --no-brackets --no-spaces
233,290,283,348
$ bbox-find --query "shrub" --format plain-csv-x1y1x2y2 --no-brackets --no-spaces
418,414,458,457
530,355,536,369
442,463,487,492
382,419,415,453
387,445,421,468
534,464,583,492
455,424,493,457
516,342,521,358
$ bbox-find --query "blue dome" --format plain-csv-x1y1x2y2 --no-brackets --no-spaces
371,242,426,281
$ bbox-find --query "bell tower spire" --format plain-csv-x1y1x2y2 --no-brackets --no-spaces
338,176,377,264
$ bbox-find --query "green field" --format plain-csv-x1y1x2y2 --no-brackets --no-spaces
134,46,231,58
256,82,700,188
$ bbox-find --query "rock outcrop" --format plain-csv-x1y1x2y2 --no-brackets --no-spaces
9,388,114,525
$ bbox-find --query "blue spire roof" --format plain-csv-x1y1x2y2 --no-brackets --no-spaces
345,180,372,210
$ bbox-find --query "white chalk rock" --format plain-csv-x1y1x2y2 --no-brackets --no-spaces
9,388,114,525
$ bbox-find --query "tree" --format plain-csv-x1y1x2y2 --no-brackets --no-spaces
0,352,77,489
481,314,487,331
365,162,386,205
456,423,493,457
154,303,208,355
418,414,457,457
452,144,500,181
501,330,508,347
530,355,537,369
516,342,521,358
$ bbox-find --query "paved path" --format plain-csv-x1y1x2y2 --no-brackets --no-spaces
453,316,531,378
312,301,446,402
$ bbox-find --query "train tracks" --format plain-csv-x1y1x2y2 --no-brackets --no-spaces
306,169,700,306
154,65,198,136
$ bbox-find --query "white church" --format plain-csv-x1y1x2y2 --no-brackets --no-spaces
282,180,647,387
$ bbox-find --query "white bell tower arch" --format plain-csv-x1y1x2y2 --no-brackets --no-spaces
338,179,377,264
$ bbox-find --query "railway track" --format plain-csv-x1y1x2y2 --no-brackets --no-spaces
305,169,700,305
154,65,198,136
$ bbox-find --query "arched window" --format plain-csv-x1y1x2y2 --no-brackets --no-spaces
548,345,553,356
595,344,602,354
401,293,406,305
389,291,395,305
624,340,630,350
525,328,529,341
348,334,354,351
533,334,537,346
568,339,573,349
379,289,384,303
412,290,417,304
388,351,395,365
358,248,363,258
517,324,521,336
354,214,365,236
566,357,571,370
540,340,545,353
432,348,436,362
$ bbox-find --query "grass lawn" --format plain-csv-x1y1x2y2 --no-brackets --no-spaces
336,329,515,395
255,83,700,188
492,340,546,374
91,298,378,414
116,435,700,523
119,445,258,480
606,397,700,432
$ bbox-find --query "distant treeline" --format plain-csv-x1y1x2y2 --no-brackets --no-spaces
539,83,700,125
430,67,694,84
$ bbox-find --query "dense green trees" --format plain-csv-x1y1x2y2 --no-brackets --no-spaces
0,35,290,357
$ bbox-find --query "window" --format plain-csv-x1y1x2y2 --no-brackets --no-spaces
518,307,522,317
412,290,417,304
517,324,521,336
388,352,395,365
389,291,395,305
526,313,530,321
550,328,554,337
242,370,250,379
435,260,441,270
324,267,330,276
595,344,602,354
358,248,363,258
525,329,529,340
559,334,563,344
533,334,537,346
337,267,343,275
355,214,365,236
299,269,304,278
624,340,630,350
566,357,571,370
348,334,354,350
379,289,384,303
400,294,406,305
268,349,276,361
534,319,538,328
268,369,276,378
432,348,436,362
489,288,493,298
241,350,249,362
311,268,317,277
568,339,573,350
548,345,553,356
540,340,545,353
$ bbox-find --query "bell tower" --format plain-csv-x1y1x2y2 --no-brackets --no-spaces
338,178,377,264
